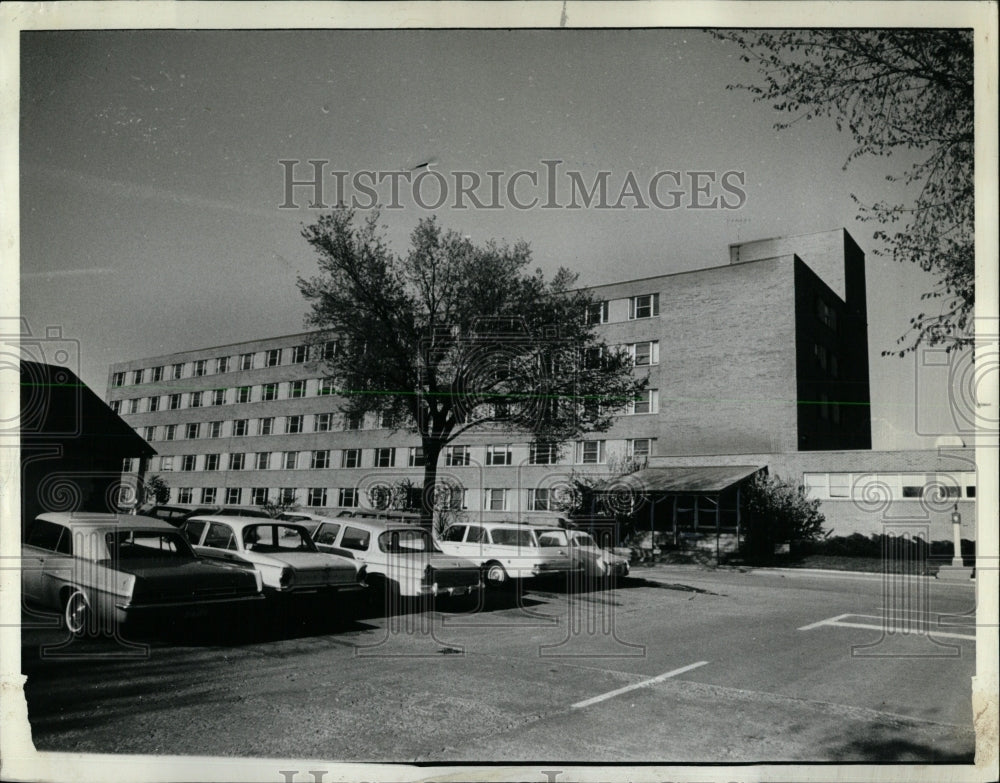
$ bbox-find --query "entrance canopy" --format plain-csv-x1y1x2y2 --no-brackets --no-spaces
594,465,764,495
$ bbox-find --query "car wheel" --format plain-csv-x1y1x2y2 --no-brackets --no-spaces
483,561,508,589
63,590,91,636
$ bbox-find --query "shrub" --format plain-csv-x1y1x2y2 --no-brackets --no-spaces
743,472,826,558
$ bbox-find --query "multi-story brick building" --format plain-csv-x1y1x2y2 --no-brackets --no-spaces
106,228,975,543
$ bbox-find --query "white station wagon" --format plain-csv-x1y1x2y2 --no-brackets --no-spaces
310,517,482,600
436,521,579,588
182,516,366,597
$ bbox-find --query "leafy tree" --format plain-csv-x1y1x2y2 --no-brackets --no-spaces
298,209,645,524
258,491,299,519
711,30,974,355
743,472,826,558
141,474,170,505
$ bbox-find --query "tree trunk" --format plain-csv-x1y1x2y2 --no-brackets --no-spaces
420,437,445,528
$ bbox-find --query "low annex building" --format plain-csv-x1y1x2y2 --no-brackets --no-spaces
104,228,975,545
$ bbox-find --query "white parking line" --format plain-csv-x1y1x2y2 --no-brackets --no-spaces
799,613,976,640
570,660,709,710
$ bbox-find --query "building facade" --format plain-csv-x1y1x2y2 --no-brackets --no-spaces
106,228,975,542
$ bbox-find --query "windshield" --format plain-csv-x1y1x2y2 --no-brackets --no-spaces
104,530,196,561
377,528,441,554
570,532,597,547
490,528,537,547
243,524,317,552
536,530,569,547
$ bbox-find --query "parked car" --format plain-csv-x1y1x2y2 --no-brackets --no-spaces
182,515,366,597
309,517,482,600
21,512,264,635
143,504,270,527
436,521,579,588
540,528,630,579
275,511,330,537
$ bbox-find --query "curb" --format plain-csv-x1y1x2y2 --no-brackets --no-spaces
629,563,976,584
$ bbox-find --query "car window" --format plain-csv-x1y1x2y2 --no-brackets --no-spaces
378,529,432,553
244,524,316,552
441,525,467,542
313,523,341,546
537,530,568,547
25,520,66,552
340,526,371,552
203,522,237,550
105,530,195,561
467,526,488,543
182,519,208,546
490,528,535,547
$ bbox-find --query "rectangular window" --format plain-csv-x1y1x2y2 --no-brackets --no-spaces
169,393,181,410
204,454,220,471
629,438,652,458
193,359,207,377
291,345,308,364
290,380,306,398
308,488,327,507
110,400,122,414
578,440,605,464
148,395,160,412
374,447,395,468
151,366,163,382
485,444,512,466
816,297,838,331
319,378,336,396
282,451,298,470
484,489,507,511
185,423,200,440
230,453,246,471
164,424,175,441
256,452,270,470
323,340,340,360
311,450,330,470
628,389,659,415
240,352,254,371
209,421,223,438
132,369,144,385
251,487,269,505
630,340,660,366
266,348,281,367
143,426,155,441
342,449,361,469
629,293,660,319
161,456,173,472
529,442,559,465
112,372,125,387
527,488,550,511
408,447,425,467
181,455,197,472
215,356,230,374
286,415,303,434
339,488,359,508
259,417,274,436
233,419,248,437
211,389,226,406
189,391,202,408
814,343,829,372
200,487,216,504
446,445,471,467
377,410,396,429
172,363,184,380
237,386,252,403
344,412,363,430
178,488,193,504
225,487,241,505
585,300,609,324
128,398,140,414
262,383,278,401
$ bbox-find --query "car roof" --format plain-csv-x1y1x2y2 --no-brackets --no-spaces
34,512,179,532
327,517,428,534
186,515,304,529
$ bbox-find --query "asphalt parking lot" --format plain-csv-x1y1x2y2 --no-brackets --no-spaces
20,566,977,763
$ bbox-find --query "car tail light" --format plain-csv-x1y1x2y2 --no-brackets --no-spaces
279,567,295,590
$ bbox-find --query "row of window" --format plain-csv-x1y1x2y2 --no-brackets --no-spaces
110,377,345,413
584,293,660,325
167,485,565,512
803,472,977,501
127,439,654,474
111,342,340,388
132,411,387,442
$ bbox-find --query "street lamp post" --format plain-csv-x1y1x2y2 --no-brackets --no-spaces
938,502,973,581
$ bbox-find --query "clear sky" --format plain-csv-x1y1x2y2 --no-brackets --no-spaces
19,28,963,449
